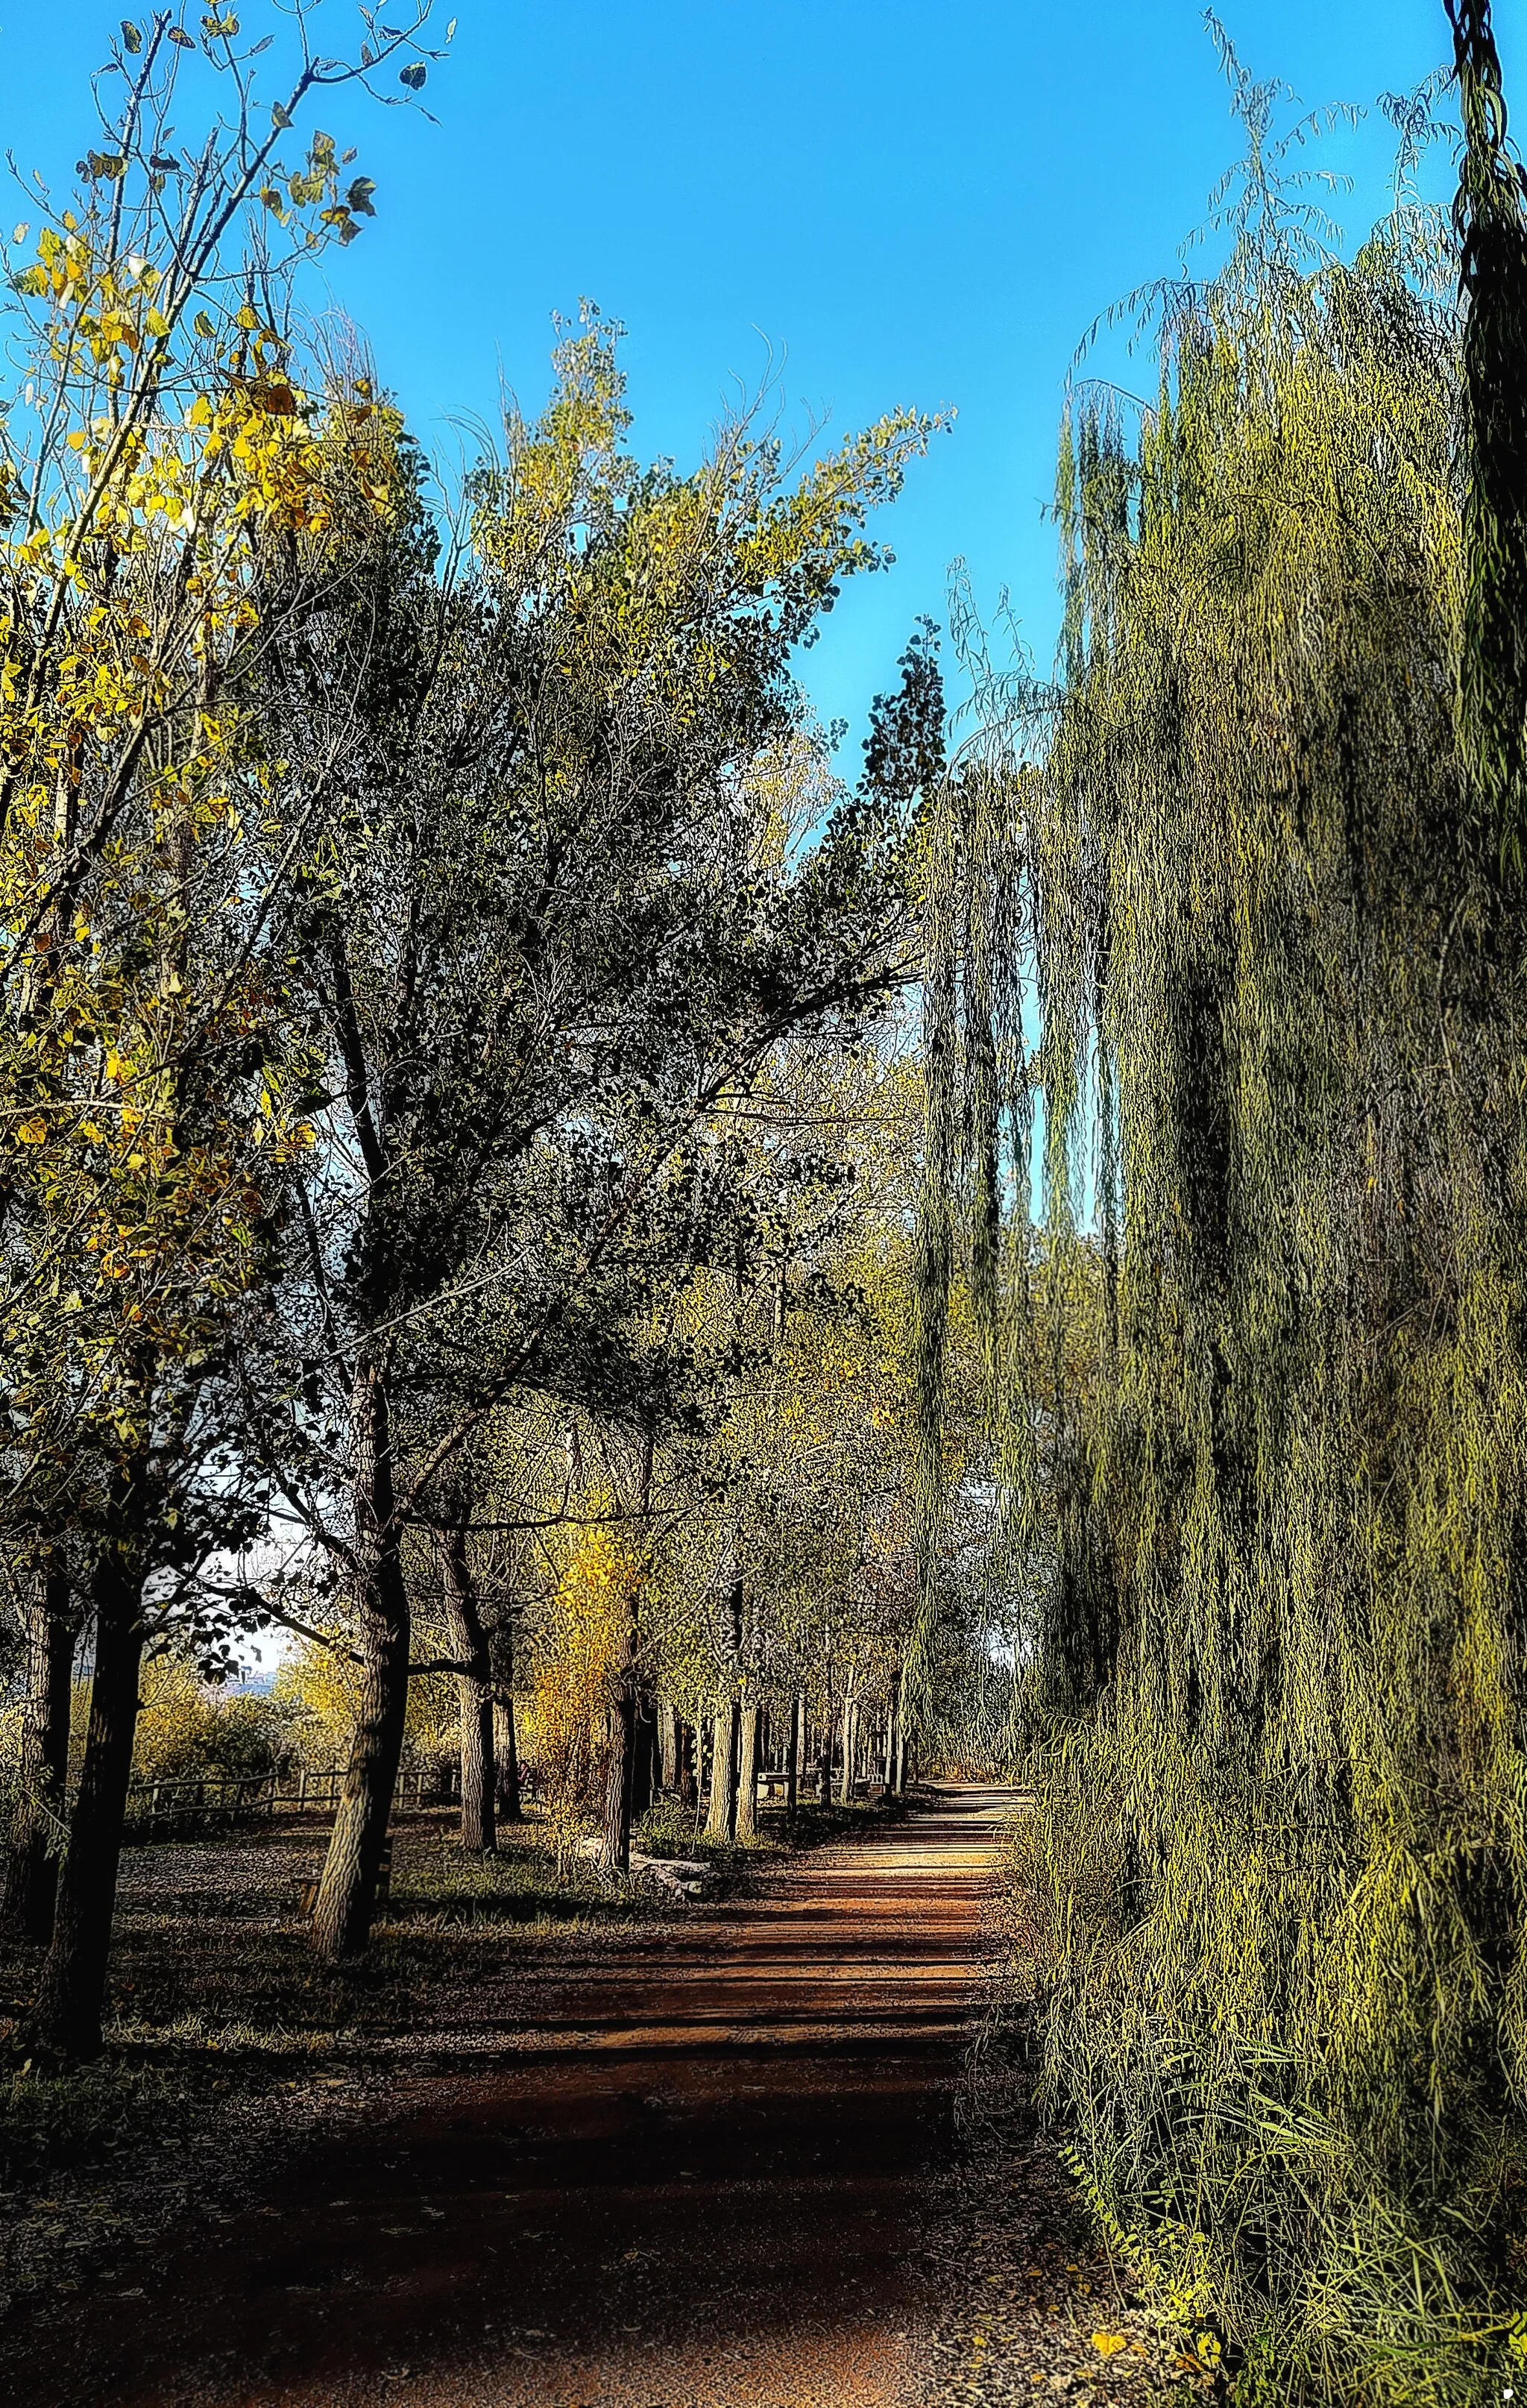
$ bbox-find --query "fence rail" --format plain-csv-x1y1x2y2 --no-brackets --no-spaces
125,1762,462,1832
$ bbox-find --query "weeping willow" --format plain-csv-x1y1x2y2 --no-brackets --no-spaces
919,55,1527,2404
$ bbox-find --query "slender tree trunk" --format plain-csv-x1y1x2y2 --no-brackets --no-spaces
734,1697,761,1841
599,1433,653,1878
439,1524,495,1855
632,1685,657,1820
819,1717,834,1805
601,1633,638,1876
705,1693,739,1841
26,1532,146,2059
494,1694,522,1823
488,1612,522,1822
785,1688,802,1816
886,1670,903,1796
658,1699,678,1793
456,1667,495,1853
839,1692,860,1805
677,1716,696,1807
311,1358,410,1961
2,1559,78,1943
705,1551,745,1843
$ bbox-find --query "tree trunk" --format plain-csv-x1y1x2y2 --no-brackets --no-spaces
494,1694,522,1823
658,1698,678,1794
601,1635,638,1876
785,1689,802,1816
705,1693,739,1841
677,1715,696,1807
598,1433,652,1879
631,1685,657,1820
839,1692,860,1805
457,1675,494,1850
885,1670,903,1795
488,1612,522,1822
734,1697,761,1841
1,1559,78,1943
439,1525,494,1855
310,1358,410,1961
26,1535,145,2058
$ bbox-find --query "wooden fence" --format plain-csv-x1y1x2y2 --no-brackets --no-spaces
125,1761,462,1834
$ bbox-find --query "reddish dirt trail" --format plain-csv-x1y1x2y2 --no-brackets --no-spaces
8,1784,1012,2408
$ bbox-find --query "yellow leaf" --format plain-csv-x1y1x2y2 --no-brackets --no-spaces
1092,2333,1129,2358
16,1116,47,1145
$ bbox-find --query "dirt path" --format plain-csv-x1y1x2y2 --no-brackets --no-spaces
4,1784,1013,2408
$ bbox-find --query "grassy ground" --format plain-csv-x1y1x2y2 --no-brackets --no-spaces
0,1791,904,2313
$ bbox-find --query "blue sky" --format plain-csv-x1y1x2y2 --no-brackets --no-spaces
4,1,1516,758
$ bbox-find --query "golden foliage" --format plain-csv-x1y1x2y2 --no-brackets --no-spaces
526,1519,643,1824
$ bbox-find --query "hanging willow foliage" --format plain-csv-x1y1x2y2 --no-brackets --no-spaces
918,45,1527,2404
1446,0,1527,872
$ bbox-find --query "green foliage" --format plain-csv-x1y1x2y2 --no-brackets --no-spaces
921,56,1527,2404
129,1654,292,1785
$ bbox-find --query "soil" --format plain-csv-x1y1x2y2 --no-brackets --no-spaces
0,1785,1194,2408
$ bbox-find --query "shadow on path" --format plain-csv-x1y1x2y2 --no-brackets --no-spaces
1,1783,1016,2408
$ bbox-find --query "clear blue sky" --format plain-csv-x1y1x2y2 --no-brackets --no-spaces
4,1,1518,757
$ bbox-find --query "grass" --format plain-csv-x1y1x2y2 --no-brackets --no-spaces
0,1789,913,2210
635,1789,910,1864
0,1785,925,2321
0,2058,182,2189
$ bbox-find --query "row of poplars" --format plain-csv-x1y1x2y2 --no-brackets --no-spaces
0,6,1001,2060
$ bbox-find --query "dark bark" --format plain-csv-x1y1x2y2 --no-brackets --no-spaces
310,1358,410,1961
1,1559,78,1944
631,1685,657,1820
885,1670,903,1795
494,1691,522,1822
785,1688,802,1817
26,1531,146,2059
734,1697,761,1841
658,1698,678,1793
488,1612,522,1822
599,1434,653,1879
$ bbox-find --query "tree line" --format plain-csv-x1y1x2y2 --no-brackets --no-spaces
915,5,1527,2401
0,4,979,2061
